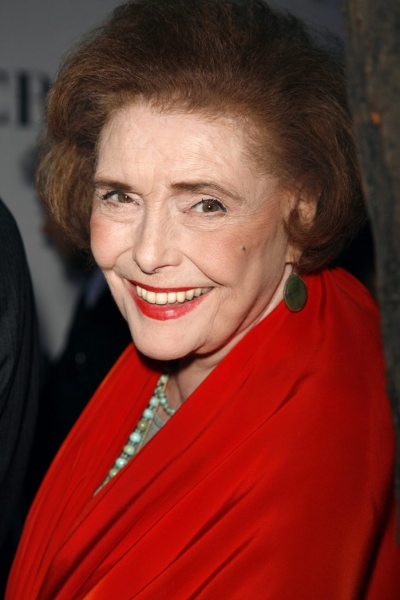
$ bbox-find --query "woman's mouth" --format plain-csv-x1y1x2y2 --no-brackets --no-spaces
128,282,211,320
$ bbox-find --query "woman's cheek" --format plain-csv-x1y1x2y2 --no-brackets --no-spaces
90,215,121,269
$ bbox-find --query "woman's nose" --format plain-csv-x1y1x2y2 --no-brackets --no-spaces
132,209,181,274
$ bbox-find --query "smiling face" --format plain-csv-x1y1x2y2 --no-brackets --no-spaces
91,103,295,363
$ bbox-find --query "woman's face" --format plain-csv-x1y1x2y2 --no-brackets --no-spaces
91,103,295,363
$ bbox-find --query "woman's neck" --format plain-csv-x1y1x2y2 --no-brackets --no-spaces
161,358,210,417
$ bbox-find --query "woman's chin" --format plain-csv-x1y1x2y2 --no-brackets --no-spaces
130,335,190,363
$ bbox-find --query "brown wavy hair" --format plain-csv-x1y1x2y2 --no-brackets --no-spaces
36,0,366,273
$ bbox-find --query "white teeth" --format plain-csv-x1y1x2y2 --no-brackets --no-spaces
135,285,209,305
146,291,156,304
167,292,177,304
155,293,168,305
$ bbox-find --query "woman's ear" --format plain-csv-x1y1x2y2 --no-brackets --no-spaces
282,185,319,264
294,180,320,226
282,183,319,227
296,192,318,228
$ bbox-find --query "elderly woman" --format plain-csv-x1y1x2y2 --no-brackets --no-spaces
7,0,400,598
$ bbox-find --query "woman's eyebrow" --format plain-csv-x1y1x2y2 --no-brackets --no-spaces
171,181,243,202
93,178,136,193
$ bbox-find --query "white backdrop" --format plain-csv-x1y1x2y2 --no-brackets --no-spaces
0,0,342,357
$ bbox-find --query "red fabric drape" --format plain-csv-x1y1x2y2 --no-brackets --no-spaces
7,268,400,599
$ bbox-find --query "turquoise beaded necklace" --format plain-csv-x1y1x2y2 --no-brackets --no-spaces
94,371,175,495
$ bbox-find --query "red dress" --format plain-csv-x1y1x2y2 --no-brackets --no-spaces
7,268,400,599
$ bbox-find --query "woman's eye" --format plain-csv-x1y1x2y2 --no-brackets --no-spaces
102,190,133,203
193,199,227,213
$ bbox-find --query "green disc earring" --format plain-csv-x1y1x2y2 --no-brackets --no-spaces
283,272,307,312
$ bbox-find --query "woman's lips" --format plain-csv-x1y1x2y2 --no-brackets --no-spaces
128,281,210,320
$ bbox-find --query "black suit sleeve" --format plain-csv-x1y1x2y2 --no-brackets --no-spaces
0,198,39,547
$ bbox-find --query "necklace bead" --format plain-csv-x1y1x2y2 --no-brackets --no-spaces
94,370,175,494
137,419,148,431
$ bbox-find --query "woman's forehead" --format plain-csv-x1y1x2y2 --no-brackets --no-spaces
97,102,274,182
100,104,247,166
